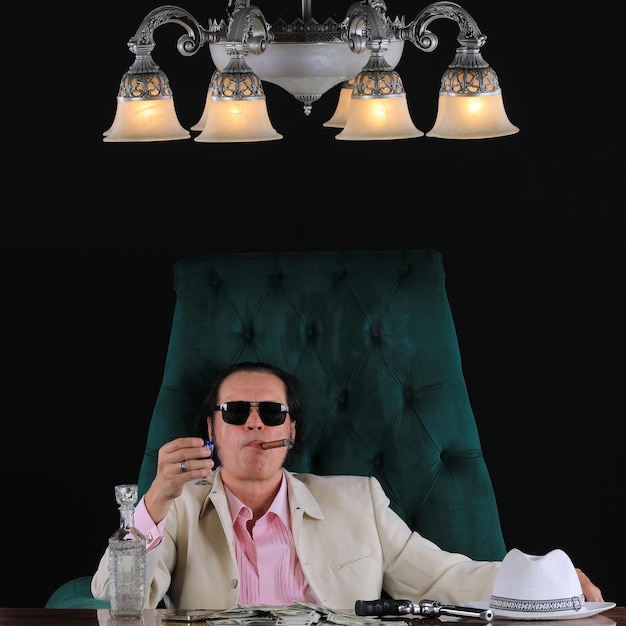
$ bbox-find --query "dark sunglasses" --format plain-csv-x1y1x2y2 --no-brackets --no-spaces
215,401,290,426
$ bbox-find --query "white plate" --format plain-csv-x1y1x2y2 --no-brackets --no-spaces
462,602,616,621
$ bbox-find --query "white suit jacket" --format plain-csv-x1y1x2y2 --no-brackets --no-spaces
92,469,500,609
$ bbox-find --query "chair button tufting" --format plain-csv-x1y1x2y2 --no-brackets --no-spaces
332,266,347,281
370,319,383,340
209,269,220,287
398,260,411,276
338,388,349,407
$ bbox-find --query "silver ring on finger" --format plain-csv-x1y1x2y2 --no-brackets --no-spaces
180,459,188,473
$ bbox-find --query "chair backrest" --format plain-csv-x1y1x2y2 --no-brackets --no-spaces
138,249,506,561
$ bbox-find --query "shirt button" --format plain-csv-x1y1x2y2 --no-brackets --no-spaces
230,579,238,589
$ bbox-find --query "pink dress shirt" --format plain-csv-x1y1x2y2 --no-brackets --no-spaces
134,472,319,605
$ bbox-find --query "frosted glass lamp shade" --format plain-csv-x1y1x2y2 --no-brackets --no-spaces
336,95,423,141
103,97,189,142
191,70,220,132
194,98,282,142
427,92,519,139
191,91,211,132
323,80,354,128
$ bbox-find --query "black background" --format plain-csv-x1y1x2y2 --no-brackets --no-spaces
2,0,624,609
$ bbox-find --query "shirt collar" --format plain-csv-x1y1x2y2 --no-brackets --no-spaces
223,469,290,527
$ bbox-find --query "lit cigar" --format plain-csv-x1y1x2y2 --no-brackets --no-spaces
260,438,295,450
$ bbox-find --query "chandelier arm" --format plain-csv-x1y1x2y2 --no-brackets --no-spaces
226,4,272,54
127,5,214,58
399,1,486,53
344,1,391,54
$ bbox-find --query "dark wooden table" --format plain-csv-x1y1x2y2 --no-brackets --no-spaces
0,607,623,626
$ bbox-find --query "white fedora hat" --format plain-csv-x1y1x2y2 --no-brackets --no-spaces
464,548,615,620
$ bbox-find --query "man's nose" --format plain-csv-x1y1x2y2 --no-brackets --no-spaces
246,406,264,428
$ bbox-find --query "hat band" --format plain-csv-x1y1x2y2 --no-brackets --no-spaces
489,594,584,614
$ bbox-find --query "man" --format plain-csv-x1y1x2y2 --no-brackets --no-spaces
92,361,603,609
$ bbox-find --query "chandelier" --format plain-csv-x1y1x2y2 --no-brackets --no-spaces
104,0,519,143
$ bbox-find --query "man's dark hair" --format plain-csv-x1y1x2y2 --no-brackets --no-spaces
193,361,305,468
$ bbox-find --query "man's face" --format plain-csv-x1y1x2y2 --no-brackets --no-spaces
210,370,296,483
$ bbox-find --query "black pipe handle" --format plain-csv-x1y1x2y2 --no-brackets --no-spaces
355,599,411,616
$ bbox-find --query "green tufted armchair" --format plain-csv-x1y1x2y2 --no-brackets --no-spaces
46,249,506,608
